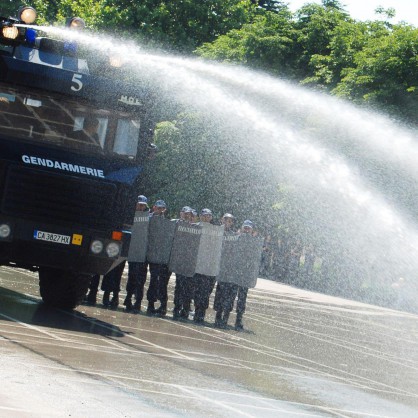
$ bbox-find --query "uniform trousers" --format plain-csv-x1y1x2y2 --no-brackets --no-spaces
100,261,126,293
147,263,171,306
174,274,195,313
193,274,216,312
127,261,148,303
213,282,248,314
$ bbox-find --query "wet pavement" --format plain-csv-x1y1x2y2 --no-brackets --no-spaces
0,266,417,417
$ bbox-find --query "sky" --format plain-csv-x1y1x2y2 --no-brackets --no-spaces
287,0,418,27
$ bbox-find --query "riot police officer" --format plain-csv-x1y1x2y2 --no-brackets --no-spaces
146,199,172,316
233,220,254,329
214,217,262,330
193,208,217,324
101,260,126,309
172,206,195,320
213,213,237,327
124,195,150,312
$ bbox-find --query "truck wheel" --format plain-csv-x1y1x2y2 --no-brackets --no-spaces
39,267,92,310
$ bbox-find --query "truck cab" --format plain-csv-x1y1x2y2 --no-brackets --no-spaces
0,7,152,308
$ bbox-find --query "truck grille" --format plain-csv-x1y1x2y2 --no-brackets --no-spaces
1,165,118,228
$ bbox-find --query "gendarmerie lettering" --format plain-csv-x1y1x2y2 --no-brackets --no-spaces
22,155,105,178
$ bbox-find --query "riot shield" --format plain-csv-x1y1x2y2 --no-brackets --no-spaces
127,211,149,263
218,233,263,288
146,216,176,265
217,232,239,283
168,222,202,277
195,223,224,276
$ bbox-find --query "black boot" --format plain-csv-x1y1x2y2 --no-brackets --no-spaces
214,310,223,327
222,311,230,328
110,292,119,309
146,302,155,315
85,290,97,306
155,303,167,317
235,312,244,330
193,308,205,324
180,308,189,319
102,291,110,307
181,301,191,319
132,299,142,313
123,293,133,311
172,306,181,320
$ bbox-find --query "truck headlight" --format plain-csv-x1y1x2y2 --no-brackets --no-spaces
90,239,103,254
0,224,11,238
106,242,120,257
2,26,19,40
18,6,37,24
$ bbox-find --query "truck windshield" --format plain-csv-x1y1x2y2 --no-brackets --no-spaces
0,83,141,158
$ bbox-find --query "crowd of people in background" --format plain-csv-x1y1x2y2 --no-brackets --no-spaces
84,195,262,330
259,238,316,288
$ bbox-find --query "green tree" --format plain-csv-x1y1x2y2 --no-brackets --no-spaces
30,0,106,27
22,0,255,51
196,1,353,81
30,0,59,25
333,24,418,123
144,111,279,226
54,0,105,27
293,0,350,81
101,0,255,52
252,0,286,13
196,9,298,78
0,1,25,17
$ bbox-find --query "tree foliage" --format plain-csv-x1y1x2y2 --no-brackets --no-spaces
0,0,23,17
100,0,255,52
197,10,298,78
14,0,416,124
334,25,418,122
145,112,278,228
195,1,417,125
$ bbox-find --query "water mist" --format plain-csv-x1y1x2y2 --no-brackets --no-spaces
43,27,418,309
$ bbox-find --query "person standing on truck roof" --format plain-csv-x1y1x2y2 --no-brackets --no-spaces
124,195,150,313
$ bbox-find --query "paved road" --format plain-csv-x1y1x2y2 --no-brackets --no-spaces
0,266,417,417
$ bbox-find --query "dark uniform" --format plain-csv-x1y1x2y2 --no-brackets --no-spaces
192,208,217,324
173,206,195,320
214,218,254,329
85,273,101,305
85,260,126,308
147,263,171,315
101,260,126,308
193,274,216,323
146,200,171,316
213,213,237,327
124,195,149,312
213,282,247,328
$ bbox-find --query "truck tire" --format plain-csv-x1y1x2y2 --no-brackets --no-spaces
39,267,92,310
